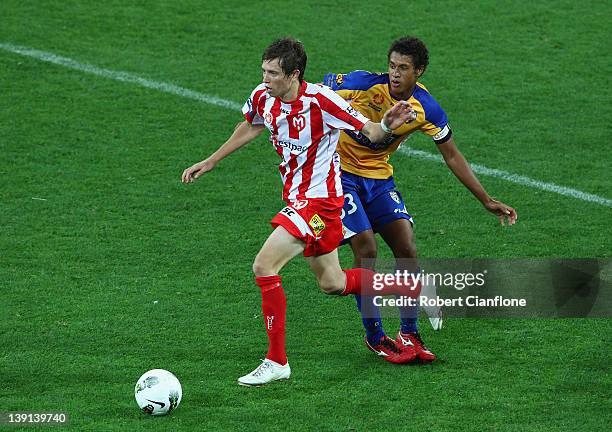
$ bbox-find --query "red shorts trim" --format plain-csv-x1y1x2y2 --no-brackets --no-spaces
270,197,344,257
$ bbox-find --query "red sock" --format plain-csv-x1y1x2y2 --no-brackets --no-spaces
255,275,287,365
341,268,420,298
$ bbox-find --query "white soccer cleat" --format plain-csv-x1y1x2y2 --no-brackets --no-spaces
429,315,443,331
237,359,291,387
420,281,443,331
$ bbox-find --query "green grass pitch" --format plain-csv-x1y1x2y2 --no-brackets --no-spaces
1,1,610,430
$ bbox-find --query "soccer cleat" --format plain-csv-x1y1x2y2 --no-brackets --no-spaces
397,331,436,362
420,280,443,331
238,359,291,387
365,335,416,364
429,313,443,331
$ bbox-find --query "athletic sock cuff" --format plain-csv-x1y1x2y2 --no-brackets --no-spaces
255,275,282,292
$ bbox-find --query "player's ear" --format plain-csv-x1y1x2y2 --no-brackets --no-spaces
416,67,425,78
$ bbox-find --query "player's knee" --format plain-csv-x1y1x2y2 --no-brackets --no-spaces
352,237,377,260
318,280,343,295
356,244,377,259
252,256,273,277
393,240,417,259
319,283,344,295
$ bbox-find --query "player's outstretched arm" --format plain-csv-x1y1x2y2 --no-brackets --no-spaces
437,138,517,226
361,101,417,143
182,121,265,184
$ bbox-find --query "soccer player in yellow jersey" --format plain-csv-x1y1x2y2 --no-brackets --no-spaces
323,36,517,363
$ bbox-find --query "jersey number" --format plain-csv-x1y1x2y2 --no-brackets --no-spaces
340,193,357,220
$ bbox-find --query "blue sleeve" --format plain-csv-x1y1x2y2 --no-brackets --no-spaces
323,70,388,91
421,96,448,130
413,85,452,144
425,102,451,144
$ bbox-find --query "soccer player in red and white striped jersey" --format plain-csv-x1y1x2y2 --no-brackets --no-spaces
243,80,367,203
182,38,418,386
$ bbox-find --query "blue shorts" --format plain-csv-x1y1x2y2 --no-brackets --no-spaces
341,171,413,242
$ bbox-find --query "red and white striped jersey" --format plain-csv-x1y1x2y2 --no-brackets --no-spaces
242,81,369,202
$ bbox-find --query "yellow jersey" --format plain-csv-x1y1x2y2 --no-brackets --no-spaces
323,70,452,179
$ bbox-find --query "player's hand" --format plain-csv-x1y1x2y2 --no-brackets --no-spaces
484,199,517,226
181,159,216,184
383,100,417,129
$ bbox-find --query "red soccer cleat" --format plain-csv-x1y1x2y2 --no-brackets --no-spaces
396,331,436,362
365,335,416,364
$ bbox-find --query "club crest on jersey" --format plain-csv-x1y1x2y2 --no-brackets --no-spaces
291,200,309,210
264,112,273,124
335,74,344,86
292,115,306,132
390,191,401,204
309,214,326,235
373,93,384,105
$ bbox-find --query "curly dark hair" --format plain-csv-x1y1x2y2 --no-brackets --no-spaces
388,37,429,73
262,38,307,82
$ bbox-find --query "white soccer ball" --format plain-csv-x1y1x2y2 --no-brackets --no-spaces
134,369,182,416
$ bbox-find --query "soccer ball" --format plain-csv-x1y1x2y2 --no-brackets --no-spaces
134,369,182,416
